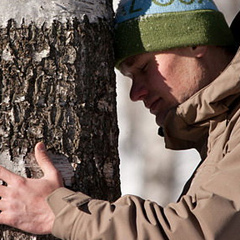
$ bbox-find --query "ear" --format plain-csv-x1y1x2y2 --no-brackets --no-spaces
191,46,208,58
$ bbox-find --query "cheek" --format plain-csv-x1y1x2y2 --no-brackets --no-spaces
150,63,175,87
172,71,203,104
150,60,201,104
162,70,192,103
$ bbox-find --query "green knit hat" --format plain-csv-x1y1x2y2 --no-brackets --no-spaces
114,0,235,68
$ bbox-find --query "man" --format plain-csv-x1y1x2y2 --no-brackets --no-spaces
0,0,240,239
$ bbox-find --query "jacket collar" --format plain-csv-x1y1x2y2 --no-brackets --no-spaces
162,30,240,153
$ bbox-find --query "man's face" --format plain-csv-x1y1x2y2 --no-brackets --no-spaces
120,48,209,126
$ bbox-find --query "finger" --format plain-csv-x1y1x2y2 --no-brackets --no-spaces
0,166,21,185
34,142,59,179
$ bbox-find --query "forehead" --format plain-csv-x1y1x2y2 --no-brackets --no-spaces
120,52,152,69
119,48,189,75
123,53,149,67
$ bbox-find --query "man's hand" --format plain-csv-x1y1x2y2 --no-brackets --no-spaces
0,142,64,234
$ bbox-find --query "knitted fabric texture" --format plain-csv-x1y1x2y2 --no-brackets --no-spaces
114,0,235,68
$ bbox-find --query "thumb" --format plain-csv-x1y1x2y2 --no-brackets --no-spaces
34,142,59,179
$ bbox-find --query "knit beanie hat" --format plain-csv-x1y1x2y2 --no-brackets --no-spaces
114,0,235,68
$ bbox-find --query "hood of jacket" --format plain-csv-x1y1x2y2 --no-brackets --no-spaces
163,43,240,154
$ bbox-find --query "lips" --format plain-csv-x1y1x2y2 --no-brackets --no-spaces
145,98,162,115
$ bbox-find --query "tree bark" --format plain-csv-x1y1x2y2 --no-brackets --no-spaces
0,0,120,239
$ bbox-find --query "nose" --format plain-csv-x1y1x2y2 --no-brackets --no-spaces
129,80,148,102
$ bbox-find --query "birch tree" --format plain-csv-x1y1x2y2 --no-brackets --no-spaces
0,0,120,239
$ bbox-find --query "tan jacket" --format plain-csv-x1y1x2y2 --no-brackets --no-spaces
47,18,240,240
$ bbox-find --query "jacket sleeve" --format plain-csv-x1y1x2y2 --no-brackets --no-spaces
47,144,240,240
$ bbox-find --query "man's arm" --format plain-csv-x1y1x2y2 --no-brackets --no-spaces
46,145,240,240
0,142,63,234
1,141,240,239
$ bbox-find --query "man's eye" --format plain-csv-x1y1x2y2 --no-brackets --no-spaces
137,63,148,72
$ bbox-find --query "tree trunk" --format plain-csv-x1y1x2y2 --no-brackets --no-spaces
0,0,120,239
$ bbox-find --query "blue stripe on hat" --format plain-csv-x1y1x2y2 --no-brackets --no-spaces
116,0,219,23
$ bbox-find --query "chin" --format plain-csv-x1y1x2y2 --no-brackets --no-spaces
155,116,164,127
155,110,169,127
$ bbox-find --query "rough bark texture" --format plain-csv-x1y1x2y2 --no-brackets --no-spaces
0,1,120,239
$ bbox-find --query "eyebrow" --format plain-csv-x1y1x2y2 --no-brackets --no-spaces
119,54,146,76
119,65,131,77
